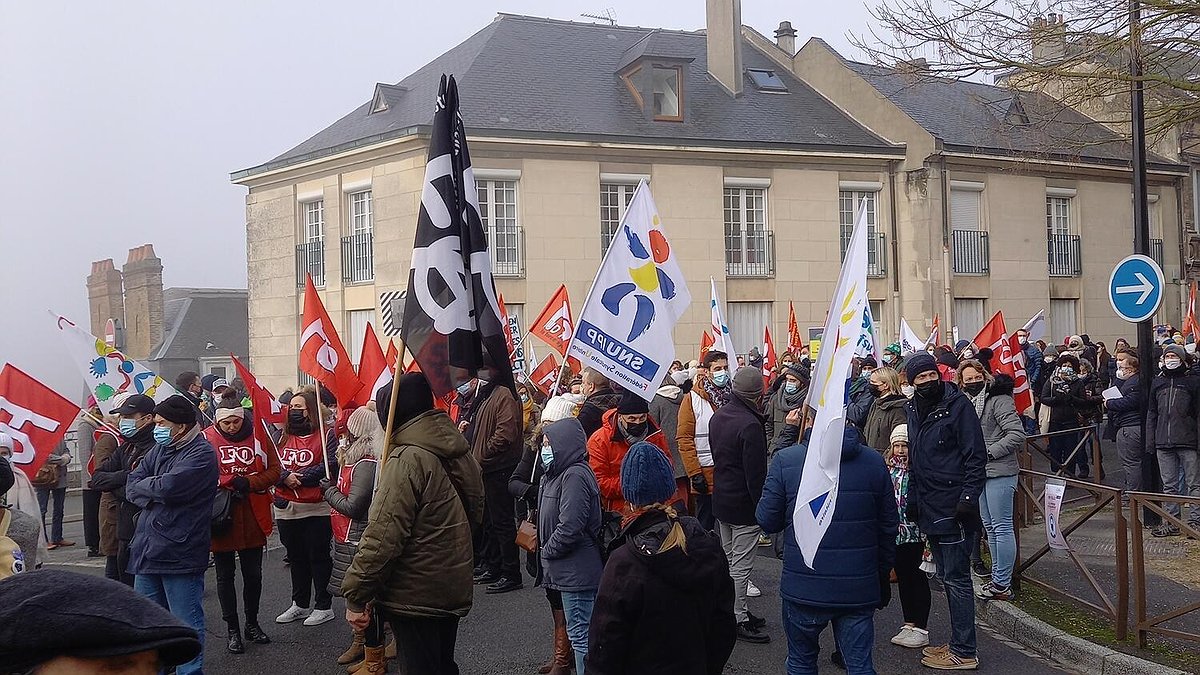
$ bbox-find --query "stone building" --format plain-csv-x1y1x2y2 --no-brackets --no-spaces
231,1,1187,392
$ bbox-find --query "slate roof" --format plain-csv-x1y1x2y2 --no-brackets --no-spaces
235,14,902,178
816,39,1183,171
149,288,249,361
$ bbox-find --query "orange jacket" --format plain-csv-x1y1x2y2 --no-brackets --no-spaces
587,408,672,513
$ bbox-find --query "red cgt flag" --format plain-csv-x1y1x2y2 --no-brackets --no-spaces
384,341,399,371
530,284,574,357
300,275,362,408
0,365,80,479
762,325,778,389
530,353,561,396
787,302,804,354
355,323,392,407
699,330,715,362
972,312,1033,415
231,354,286,425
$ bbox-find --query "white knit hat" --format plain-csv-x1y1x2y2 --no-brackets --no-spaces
540,396,578,424
890,424,908,446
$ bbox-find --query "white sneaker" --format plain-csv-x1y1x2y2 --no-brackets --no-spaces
746,580,761,598
303,608,336,626
275,603,312,624
891,625,930,648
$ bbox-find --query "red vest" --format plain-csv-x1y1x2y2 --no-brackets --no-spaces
277,433,326,504
203,426,275,537
331,458,376,544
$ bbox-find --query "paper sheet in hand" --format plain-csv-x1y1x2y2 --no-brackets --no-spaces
1101,386,1122,401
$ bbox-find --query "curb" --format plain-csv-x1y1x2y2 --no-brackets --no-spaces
976,597,1193,675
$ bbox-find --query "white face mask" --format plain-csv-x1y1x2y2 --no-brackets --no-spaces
1164,357,1183,370
901,385,915,398
961,351,974,360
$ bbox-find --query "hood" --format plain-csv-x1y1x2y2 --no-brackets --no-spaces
622,509,727,592
840,425,866,461
542,417,588,477
655,385,682,402
989,374,1015,397
391,409,470,461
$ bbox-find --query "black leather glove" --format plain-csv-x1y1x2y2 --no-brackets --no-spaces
690,473,709,495
878,569,893,609
955,498,983,532
905,499,920,523
230,475,251,495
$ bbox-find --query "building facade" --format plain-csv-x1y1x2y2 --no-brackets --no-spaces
233,2,1187,393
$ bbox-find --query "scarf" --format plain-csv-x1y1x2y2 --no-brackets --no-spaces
700,377,732,409
772,381,807,414
968,387,987,420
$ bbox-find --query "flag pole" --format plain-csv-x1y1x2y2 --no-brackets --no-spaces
382,339,406,455
317,387,331,481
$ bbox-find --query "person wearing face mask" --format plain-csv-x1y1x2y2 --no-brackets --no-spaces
1103,351,1145,496
125,394,218,675
846,356,878,429
90,394,160,586
902,353,987,670
650,371,691,509
274,389,338,627
1040,354,1091,477
678,350,733,530
956,361,1024,601
517,381,543,452
1146,344,1200,538
709,367,772,644
1015,329,1042,392
766,363,810,455
882,343,904,371
174,371,212,430
589,390,676,515
538,417,602,674
0,432,48,569
1033,346,1059,434
861,367,909,454
884,425,932,650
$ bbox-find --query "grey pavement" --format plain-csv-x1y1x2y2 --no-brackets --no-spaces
40,491,1071,674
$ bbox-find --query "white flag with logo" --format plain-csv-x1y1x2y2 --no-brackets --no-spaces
793,203,869,568
52,312,178,415
899,319,925,355
569,181,691,401
854,304,880,361
710,278,738,360
1022,309,1047,344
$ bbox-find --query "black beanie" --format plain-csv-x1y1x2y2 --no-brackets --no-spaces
905,353,938,382
376,373,435,430
616,389,649,415
153,395,196,426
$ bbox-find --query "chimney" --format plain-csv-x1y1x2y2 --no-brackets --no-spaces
898,57,929,74
87,258,125,340
774,21,797,56
121,244,164,359
706,0,743,97
1031,13,1067,64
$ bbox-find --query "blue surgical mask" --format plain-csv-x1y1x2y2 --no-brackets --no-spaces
711,371,730,387
1059,367,1076,379
119,418,139,438
539,443,554,468
153,425,174,446
784,382,800,395
457,382,473,396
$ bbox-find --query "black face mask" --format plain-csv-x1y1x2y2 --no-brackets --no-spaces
288,409,313,435
870,385,884,398
624,421,648,438
915,380,943,400
963,382,986,397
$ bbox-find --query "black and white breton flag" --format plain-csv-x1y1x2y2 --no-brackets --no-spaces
402,74,514,397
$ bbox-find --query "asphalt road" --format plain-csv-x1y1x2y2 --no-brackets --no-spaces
42,501,1071,675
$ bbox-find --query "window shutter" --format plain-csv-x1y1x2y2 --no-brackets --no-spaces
951,190,981,231
953,299,985,341
727,302,772,358
1049,299,1078,344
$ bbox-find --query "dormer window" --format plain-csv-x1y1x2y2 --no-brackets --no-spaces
747,68,788,93
652,66,683,121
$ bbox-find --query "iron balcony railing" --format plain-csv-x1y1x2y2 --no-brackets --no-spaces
1150,238,1164,269
341,232,375,284
726,230,775,278
867,232,887,278
1048,233,1082,277
952,230,990,275
491,225,525,278
295,241,325,288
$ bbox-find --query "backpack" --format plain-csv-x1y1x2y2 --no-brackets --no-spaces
0,509,27,579
30,462,61,489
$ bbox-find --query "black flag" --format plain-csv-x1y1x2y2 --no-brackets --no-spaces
402,74,514,397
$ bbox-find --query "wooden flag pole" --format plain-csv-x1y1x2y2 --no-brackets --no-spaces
317,387,332,481
382,339,406,456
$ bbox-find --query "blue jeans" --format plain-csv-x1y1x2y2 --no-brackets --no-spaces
781,600,875,675
928,532,977,658
980,475,1018,589
36,487,66,543
136,573,205,675
562,590,596,674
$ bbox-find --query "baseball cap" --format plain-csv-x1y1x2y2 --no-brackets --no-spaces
211,378,230,392
113,394,155,416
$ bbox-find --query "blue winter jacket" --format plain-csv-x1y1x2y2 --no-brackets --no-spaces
905,382,987,537
538,418,603,593
756,427,898,610
126,426,218,576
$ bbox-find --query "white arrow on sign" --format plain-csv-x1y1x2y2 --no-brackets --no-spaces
1116,272,1155,305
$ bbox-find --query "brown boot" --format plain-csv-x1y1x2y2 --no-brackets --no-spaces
538,609,573,674
384,636,396,660
337,630,365,666
348,646,386,674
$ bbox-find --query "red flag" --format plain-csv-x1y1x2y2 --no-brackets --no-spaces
300,275,362,407
530,353,561,396
385,341,399,371
927,314,941,348
972,312,1033,415
762,325,778,388
1183,281,1198,341
0,365,80,479
355,323,392,407
699,331,715,362
787,302,804,353
497,294,516,362
231,355,286,425
530,285,574,357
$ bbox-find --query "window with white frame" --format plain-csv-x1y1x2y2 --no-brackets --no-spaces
1046,194,1079,276
304,201,325,242
347,310,374,367
724,187,770,276
478,180,521,276
868,300,885,345
600,183,637,255
299,200,326,287
343,191,374,284
839,190,883,276
727,301,772,359
953,299,985,342
349,191,373,234
1046,196,1071,236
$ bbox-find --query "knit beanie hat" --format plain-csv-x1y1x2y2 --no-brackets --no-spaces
1164,344,1187,361
347,405,381,439
620,442,676,507
732,366,764,400
782,362,810,382
905,353,938,382
541,396,578,425
153,395,196,426
617,389,649,415
376,373,434,430
890,424,908,446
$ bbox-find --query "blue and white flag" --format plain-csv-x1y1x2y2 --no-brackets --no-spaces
568,181,691,401
854,305,880,362
793,202,870,568
709,278,738,361
899,319,925,356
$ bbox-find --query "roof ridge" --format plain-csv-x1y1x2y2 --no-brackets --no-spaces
493,12,702,37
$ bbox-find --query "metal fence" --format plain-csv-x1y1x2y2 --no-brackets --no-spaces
1150,238,1164,269
1128,492,1200,648
341,232,374,284
868,232,886,278
726,230,775,277
492,225,525,278
295,241,325,288
951,230,990,275
1047,234,1082,277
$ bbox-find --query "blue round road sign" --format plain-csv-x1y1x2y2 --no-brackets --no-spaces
1108,254,1164,323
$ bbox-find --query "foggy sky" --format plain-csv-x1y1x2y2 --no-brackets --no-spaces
0,0,873,400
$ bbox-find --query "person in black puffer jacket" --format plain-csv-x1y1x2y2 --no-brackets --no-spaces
324,407,382,671
1104,350,1144,495
577,370,623,441
1040,354,1092,477
1146,344,1200,538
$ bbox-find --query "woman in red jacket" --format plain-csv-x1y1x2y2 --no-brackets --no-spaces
204,396,282,654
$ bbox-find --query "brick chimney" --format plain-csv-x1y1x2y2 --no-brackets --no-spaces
121,244,164,359
706,0,743,97
86,259,124,340
774,20,797,56
1031,13,1067,64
